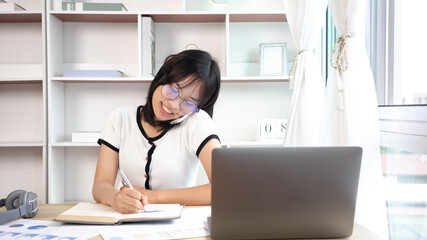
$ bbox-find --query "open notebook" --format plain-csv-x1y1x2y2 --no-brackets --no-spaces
54,202,184,225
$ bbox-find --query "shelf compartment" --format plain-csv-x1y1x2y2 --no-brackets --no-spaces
0,147,45,203
48,146,98,203
48,15,139,77
48,82,149,143
214,82,291,142
0,21,43,79
6,0,44,11
154,20,226,77
0,64,44,79
228,21,294,77
0,83,44,143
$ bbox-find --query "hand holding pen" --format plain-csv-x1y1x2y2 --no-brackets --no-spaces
118,168,135,190
116,168,148,213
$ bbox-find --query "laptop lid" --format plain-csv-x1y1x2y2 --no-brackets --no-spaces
211,146,362,239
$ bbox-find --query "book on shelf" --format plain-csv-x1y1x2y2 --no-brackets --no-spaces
52,0,62,11
63,70,124,78
0,3,26,11
141,16,156,77
54,202,184,225
71,132,101,143
62,2,127,11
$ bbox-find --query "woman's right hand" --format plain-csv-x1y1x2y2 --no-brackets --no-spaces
110,187,148,213
93,145,148,213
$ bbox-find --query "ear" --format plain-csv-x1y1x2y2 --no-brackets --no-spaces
170,114,191,125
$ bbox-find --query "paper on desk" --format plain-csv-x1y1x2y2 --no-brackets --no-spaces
0,218,99,240
96,206,211,240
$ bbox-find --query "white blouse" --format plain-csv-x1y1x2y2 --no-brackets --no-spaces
98,106,219,190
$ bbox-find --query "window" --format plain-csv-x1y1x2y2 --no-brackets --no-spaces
374,0,427,105
378,105,427,240
371,0,427,239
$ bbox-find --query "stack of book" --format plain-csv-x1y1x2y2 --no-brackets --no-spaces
0,1,26,11
62,2,127,11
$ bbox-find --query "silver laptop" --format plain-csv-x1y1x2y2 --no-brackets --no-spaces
210,146,362,239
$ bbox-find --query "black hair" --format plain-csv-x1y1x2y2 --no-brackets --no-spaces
142,49,221,131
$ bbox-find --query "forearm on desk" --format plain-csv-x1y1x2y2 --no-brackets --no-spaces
135,183,211,206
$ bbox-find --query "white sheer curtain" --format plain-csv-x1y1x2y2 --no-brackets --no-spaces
283,0,327,146
326,0,388,238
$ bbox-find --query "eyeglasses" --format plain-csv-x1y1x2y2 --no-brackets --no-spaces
161,84,199,114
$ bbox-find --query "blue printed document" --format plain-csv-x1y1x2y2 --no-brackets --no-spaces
0,219,99,240
96,206,211,240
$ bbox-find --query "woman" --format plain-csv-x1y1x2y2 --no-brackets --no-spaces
92,50,221,213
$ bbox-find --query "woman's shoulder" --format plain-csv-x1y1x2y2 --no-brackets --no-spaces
185,110,212,123
176,110,215,132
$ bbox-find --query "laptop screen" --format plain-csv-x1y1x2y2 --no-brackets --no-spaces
210,146,362,239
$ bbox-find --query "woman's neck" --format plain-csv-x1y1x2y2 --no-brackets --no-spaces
140,113,163,139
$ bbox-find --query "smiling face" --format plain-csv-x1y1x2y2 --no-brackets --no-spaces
141,50,221,131
152,77,202,122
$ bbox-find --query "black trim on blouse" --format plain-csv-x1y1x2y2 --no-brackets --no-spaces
196,134,220,157
145,142,156,190
136,105,168,190
136,106,220,189
97,139,119,153
136,105,168,142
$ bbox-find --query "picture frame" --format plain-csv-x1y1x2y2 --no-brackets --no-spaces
259,42,287,76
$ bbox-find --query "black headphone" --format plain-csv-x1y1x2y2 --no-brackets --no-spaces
0,190,39,225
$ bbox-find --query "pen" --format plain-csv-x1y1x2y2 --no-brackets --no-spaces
118,168,148,212
118,168,134,190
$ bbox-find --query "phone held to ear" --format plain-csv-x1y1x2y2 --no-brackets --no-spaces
170,114,191,125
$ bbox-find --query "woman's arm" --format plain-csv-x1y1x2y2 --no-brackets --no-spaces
92,144,147,213
135,138,221,205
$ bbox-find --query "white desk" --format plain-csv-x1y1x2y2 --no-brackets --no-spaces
2,204,383,240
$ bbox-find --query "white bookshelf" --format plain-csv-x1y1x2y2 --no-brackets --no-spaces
0,142,44,147
42,0,295,203
51,77,152,83
0,0,47,203
221,141,283,148
185,0,284,12
221,76,289,82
